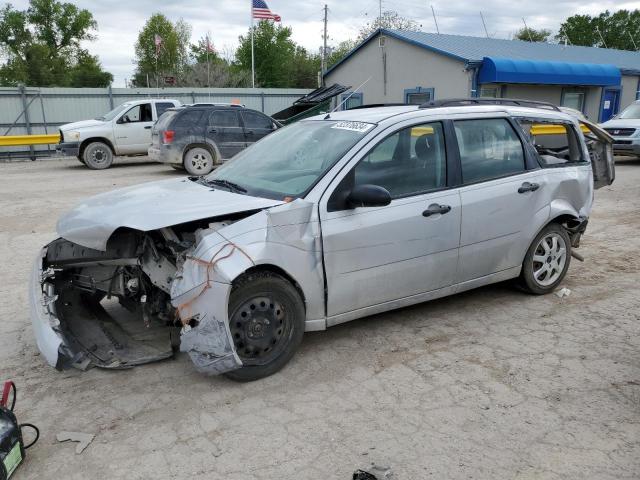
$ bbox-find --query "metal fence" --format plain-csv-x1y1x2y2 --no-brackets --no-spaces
0,86,311,159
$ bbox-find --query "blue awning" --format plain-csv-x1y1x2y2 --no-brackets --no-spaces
478,57,621,86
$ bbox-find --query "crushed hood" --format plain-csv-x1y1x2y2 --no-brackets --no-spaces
57,178,284,250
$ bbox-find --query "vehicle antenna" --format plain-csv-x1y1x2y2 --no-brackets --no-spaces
331,77,372,113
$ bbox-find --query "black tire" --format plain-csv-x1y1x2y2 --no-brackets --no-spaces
76,155,85,164
519,223,572,295
224,271,305,382
83,141,113,169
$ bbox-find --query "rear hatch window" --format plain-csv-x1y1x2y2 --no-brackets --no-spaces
152,110,179,145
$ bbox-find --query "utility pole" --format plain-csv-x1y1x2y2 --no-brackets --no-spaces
379,0,382,23
480,11,489,38
431,5,440,34
321,4,328,76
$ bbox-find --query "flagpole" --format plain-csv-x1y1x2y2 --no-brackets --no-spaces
206,34,211,99
251,0,255,88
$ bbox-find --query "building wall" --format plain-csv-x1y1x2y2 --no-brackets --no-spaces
325,36,471,103
621,75,639,110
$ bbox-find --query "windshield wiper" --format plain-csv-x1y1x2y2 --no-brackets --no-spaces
206,178,247,193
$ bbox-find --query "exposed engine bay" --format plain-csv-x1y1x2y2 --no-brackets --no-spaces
37,218,242,370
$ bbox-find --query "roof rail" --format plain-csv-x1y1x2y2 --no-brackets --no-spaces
419,98,561,112
346,103,409,110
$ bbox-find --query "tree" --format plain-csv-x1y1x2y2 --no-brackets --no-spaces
514,27,551,42
557,9,640,50
326,39,356,69
132,13,191,87
236,21,318,88
180,35,250,88
357,10,418,42
0,0,111,86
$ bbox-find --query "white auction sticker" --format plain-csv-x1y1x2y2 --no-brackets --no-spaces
331,121,374,132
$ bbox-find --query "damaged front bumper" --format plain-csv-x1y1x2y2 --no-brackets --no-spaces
29,248,67,369
29,239,242,375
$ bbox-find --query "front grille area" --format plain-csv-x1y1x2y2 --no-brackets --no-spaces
604,128,636,137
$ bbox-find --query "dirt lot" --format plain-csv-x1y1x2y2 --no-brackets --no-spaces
0,156,638,480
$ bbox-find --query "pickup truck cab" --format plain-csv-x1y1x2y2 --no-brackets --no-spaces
57,99,181,169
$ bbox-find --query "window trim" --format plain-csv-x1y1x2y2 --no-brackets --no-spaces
451,117,536,187
403,87,435,105
340,92,363,110
560,87,587,113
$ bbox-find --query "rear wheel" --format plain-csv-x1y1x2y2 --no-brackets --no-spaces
183,147,214,175
519,223,571,294
83,141,113,169
224,271,305,382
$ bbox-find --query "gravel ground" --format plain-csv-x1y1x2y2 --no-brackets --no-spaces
1,156,639,480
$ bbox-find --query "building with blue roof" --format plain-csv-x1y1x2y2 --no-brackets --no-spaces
323,29,640,122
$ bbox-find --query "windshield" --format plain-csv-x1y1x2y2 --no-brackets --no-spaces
205,120,374,199
97,103,130,121
617,103,640,119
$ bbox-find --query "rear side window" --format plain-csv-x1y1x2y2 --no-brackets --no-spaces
175,110,204,128
155,111,177,130
210,110,239,127
454,118,525,184
517,119,585,166
156,102,175,118
242,111,272,129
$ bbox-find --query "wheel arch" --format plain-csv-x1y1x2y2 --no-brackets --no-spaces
184,142,220,164
79,137,116,157
231,264,307,311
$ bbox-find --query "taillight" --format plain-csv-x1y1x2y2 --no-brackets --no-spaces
162,130,175,144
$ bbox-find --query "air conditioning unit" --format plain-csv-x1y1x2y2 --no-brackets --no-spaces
379,35,386,48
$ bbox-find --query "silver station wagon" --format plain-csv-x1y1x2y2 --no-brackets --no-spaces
30,99,614,381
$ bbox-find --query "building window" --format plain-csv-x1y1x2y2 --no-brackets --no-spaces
561,89,586,112
479,86,501,98
404,87,435,105
340,92,363,110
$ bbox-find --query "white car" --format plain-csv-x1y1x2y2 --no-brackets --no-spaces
57,99,181,169
600,100,640,157
31,99,614,381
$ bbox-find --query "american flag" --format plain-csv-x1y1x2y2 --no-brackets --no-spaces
252,0,281,21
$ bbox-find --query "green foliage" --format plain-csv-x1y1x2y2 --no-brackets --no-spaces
235,21,318,88
132,13,191,87
326,40,356,69
557,9,640,50
514,27,551,42
0,0,111,86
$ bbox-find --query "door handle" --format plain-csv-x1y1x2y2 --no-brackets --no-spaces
208,128,218,134
246,130,254,135
518,182,540,193
144,126,152,129
422,204,451,217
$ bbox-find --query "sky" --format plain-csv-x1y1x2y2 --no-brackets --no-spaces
7,0,640,86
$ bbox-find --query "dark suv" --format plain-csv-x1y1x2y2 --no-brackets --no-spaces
149,104,280,175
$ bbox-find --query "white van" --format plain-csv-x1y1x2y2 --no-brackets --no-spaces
57,98,181,169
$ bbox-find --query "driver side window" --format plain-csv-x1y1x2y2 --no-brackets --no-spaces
353,122,447,198
122,103,153,123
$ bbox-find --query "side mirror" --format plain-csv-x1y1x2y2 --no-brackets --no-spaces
347,184,391,208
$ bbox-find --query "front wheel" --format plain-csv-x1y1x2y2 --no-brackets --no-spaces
519,223,571,294
224,271,305,382
183,146,214,175
83,141,113,169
